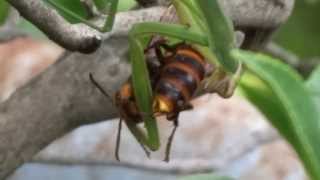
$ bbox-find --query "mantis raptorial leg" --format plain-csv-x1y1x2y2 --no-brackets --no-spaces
44,0,118,32
87,0,237,161
127,22,207,153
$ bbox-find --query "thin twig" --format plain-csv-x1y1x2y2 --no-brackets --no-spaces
32,158,215,175
135,0,158,7
263,42,320,77
263,42,300,67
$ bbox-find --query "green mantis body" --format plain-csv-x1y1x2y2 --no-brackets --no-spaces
48,0,240,160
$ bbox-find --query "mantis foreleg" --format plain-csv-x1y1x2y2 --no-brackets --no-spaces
127,22,208,152
44,0,118,32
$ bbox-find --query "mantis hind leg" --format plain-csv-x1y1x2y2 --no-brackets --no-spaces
44,0,118,32
124,120,152,158
138,138,152,159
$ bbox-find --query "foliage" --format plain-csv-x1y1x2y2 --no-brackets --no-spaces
274,1,320,58
178,173,233,180
42,0,135,32
235,50,320,179
197,0,238,73
0,1,9,25
305,65,320,111
43,0,89,23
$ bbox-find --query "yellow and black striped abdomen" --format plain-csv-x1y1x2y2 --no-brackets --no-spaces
115,81,143,123
153,46,206,114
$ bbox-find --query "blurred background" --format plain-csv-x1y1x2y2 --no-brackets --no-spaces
274,1,320,59
0,0,319,180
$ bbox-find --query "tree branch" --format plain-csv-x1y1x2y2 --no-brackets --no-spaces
263,42,300,67
135,0,158,7
0,7,166,179
263,42,320,77
6,0,101,53
0,37,130,178
32,159,214,175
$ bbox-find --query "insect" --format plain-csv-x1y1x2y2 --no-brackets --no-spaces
90,39,211,161
122,0,240,161
41,2,319,180
149,41,212,161
150,41,209,119
49,0,240,161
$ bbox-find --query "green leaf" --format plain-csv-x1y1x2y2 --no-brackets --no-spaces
196,0,238,73
304,0,319,4
92,0,109,11
178,173,233,180
43,0,88,23
0,1,9,25
305,65,320,111
234,49,320,179
239,73,297,142
93,0,136,12
118,0,136,11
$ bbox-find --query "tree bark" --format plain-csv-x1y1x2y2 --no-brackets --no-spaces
0,36,133,178
6,0,101,53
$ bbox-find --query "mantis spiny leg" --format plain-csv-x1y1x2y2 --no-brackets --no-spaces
44,0,118,32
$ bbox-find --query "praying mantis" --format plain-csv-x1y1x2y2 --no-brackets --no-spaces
45,0,241,160
35,2,320,180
